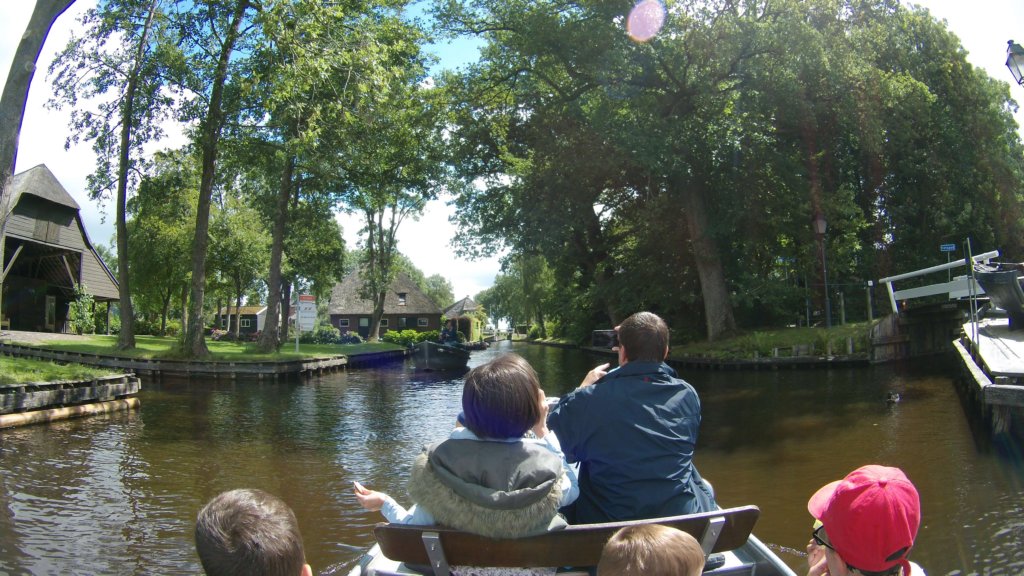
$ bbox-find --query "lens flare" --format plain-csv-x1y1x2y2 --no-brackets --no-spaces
627,0,666,43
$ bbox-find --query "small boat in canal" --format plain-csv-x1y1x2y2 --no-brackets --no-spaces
412,341,471,371
346,504,797,576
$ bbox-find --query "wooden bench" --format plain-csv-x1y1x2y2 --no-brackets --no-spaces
368,505,763,576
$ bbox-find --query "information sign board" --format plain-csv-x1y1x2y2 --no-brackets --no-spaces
297,295,316,331
940,243,956,252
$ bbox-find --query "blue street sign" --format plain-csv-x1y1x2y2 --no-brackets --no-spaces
940,243,956,252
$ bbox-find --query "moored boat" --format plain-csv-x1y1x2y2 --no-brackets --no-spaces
412,341,471,371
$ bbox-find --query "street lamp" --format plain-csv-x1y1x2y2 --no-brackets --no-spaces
1007,40,1024,86
812,213,832,329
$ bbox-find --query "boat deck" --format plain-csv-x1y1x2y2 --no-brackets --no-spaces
961,317,1024,383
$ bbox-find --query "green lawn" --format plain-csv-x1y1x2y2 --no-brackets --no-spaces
9,334,405,361
532,321,876,361
0,356,120,386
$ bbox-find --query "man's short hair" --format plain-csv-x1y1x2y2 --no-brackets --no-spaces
618,312,669,362
597,524,705,576
195,488,306,576
462,353,542,439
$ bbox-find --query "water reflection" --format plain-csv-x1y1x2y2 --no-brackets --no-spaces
0,341,1021,575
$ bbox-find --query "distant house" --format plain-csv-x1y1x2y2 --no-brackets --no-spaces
443,296,485,342
328,271,442,339
216,305,266,335
3,165,118,332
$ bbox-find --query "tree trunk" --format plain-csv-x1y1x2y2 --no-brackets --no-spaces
113,0,159,350
233,285,242,340
280,280,292,342
161,289,171,334
256,152,294,352
679,180,736,341
183,0,249,358
0,0,76,327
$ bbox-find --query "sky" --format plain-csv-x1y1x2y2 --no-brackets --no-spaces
2,0,1023,302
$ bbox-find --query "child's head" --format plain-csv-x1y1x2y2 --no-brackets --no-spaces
597,524,705,576
195,488,311,576
461,353,543,439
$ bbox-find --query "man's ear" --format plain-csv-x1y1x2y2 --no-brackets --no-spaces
301,563,313,576
663,345,669,360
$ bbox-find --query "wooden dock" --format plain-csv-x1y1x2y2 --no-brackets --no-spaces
955,317,1024,438
0,373,141,429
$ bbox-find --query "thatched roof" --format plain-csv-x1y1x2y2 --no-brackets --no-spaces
9,164,81,210
443,296,481,318
328,270,441,315
219,306,266,315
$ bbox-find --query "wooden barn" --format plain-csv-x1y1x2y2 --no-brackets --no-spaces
328,271,442,339
3,165,118,333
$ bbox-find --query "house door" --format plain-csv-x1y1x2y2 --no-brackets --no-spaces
45,295,56,331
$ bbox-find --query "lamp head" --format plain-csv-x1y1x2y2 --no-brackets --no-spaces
1007,40,1024,86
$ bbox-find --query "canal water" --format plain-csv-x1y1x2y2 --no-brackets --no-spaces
0,340,1021,575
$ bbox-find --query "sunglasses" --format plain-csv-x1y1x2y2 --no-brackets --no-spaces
812,525,836,551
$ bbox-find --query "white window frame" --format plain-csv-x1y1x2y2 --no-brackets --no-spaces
417,317,428,327
339,318,350,328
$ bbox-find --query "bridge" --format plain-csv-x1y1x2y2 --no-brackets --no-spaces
869,250,999,362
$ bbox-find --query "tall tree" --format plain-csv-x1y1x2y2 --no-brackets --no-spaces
340,77,453,341
0,0,76,326
179,0,253,357
49,0,182,349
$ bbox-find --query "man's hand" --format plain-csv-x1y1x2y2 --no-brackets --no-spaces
580,363,611,388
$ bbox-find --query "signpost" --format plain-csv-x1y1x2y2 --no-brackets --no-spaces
940,243,956,281
296,294,316,352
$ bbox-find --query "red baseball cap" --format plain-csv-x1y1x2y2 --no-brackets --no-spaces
807,465,921,573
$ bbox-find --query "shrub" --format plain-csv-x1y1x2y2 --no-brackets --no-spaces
338,332,363,344
381,329,423,347
68,284,96,335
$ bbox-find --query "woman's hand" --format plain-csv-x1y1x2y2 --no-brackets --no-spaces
353,481,387,512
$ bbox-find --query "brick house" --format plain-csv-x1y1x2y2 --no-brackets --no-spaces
328,271,442,339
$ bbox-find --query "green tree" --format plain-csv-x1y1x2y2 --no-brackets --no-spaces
209,195,270,339
127,148,196,334
48,0,184,349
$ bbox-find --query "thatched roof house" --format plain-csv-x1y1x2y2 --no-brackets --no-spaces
443,296,485,342
3,165,118,332
328,270,442,338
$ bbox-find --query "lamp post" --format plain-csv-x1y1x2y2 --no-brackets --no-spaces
1007,40,1024,86
812,213,831,329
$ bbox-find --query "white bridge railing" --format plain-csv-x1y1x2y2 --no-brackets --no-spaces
878,250,1000,315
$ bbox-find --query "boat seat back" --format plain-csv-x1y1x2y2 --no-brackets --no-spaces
372,505,760,575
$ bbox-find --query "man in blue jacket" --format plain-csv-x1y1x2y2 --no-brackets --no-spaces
547,311,716,523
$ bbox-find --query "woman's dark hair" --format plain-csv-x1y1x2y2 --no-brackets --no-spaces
617,311,669,362
461,353,542,439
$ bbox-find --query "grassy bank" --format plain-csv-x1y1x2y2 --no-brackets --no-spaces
533,322,875,361
0,356,121,386
7,334,405,361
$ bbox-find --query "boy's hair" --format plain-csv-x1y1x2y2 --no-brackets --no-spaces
462,353,542,439
597,524,705,576
195,488,306,576
617,311,670,362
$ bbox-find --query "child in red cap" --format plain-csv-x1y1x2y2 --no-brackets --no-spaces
806,465,925,576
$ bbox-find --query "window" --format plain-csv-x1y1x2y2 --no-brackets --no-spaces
417,317,428,327
398,292,407,305
380,319,389,327
359,317,369,327
240,318,251,328
339,318,349,328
